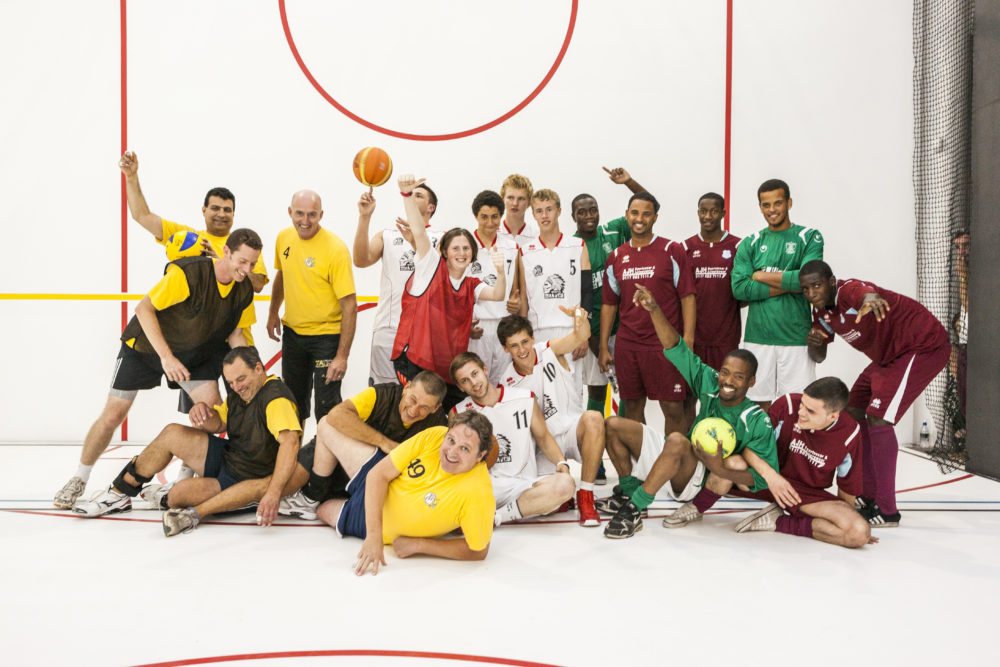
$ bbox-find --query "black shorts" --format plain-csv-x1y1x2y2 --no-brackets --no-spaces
203,434,244,490
111,342,223,392
296,437,349,501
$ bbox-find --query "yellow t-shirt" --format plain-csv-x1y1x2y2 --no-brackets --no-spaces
274,227,355,335
383,426,494,550
160,219,267,345
214,376,301,438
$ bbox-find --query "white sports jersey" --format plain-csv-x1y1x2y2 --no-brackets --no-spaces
504,218,538,240
499,342,583,438
520,234,583,331
372,226,445,331
466,231,519,321
453,386,538,480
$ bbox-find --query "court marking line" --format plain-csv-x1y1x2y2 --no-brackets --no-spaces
134,648,561,667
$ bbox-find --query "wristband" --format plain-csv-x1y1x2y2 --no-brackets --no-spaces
400,191,413,197
556,460,570,471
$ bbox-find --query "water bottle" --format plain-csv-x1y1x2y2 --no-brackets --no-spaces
605,366,619,394
919,422,930,450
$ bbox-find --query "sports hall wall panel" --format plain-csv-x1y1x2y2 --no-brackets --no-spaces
0,1,918,443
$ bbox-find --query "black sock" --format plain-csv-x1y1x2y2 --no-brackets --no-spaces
303,470,332,502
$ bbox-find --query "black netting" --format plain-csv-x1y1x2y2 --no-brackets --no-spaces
912,0,974,471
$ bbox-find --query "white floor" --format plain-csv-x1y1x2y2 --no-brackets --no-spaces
2,444,998,667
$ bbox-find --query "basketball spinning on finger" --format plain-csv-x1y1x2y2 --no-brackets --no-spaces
353,146,393,187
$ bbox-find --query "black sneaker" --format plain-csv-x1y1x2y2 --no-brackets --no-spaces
854,496,874,512
604,500,644,539
595,486,649,517
862,502,901,528
595,463,607,486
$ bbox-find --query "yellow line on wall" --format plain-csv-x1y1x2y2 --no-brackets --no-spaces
0,294,379,303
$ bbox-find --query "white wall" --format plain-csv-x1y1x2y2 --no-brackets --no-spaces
0,0,917,443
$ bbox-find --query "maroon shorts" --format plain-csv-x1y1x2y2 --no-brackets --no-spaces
848,343,950,424
731,480,840,516
694,342,739,373
614,345,687,401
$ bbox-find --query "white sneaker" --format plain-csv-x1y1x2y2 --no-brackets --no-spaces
72,487,132,517
163,507,200,537
54,476,86,509
134,483,170,510
735,503,784,533
278,490,319,521
661,501,703,529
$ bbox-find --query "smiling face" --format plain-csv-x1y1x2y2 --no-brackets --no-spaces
452,360,490,402
697,196,725,237
797,392,838,431
625,199,657,239
531,198,561,233
288,191,324,240
758,189,791,231
444,233,474,274
202,196,234,237
717,355,755,406
218,243,260,284
398,381,442,424
572,196,600,237
502,328,536,371
475,205,502,238
223,357,266,403
439,423,485,474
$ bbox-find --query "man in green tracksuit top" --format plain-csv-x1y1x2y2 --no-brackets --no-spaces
731,179,824,410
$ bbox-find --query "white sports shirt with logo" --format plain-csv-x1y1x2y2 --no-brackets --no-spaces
499,342,584,438
520,234,583,331
466,231,520,321
453,386,538,480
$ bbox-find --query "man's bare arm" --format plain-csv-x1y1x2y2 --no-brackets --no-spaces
326,400,398,454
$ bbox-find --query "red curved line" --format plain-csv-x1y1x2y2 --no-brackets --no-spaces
897,473,974,494
134,649,561,667
278,0,578,141
358,302,377,312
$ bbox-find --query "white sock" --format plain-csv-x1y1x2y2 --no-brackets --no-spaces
174,465,195,481
75,463,94,482
580,481,594,492
494,500,523,526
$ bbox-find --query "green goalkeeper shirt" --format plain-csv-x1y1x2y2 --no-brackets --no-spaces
731,223,824,346
576,216,630,337
663,340,778,492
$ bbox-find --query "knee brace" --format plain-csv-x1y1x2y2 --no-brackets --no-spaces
113,456,152,497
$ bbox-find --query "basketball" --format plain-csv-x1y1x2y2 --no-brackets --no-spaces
691,417,737,457
352,146,393,187
485,435,500,470
165,230,205,261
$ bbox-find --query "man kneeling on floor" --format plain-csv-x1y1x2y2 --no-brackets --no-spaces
316,410,496,574
74,347,305,537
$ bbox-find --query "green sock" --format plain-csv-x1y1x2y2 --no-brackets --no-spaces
617,401,626,417
619,475,641,496
630,486,655,511
587,397,605,413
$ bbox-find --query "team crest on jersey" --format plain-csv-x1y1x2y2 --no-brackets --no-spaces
533,265,543,277
722,249,732,259
495,433,512,463
399,250,415,272
423,492,438,509
542,394,558,420
603,242,612,253
785,242,797,255
470,260,482,275
482,273,497,286
543,274,565,299
760,245,768,252
305,257,315,268
393,236,404,246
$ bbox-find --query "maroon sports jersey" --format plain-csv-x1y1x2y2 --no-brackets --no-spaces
769,393,863,496
602,235,695,350
811,279,949,366
682,232,741,348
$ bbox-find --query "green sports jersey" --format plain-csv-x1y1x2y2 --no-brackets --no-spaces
576,216,630,336
663,340,778,492
731,223,824,346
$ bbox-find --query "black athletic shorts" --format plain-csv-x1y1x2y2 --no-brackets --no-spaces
110,342,223,392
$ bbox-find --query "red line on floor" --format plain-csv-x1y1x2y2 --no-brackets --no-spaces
897,473,974,494
134,648,561,667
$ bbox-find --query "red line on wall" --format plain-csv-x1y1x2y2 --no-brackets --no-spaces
133,648,561,667
120,0,129,442
723,0,733,231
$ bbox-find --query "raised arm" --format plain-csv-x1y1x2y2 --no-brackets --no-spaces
477,249,508,302
353,189,385,268
549,306,590,359
119,151,166,239
398,174,431,259
633,284,680,350
603,166,648,195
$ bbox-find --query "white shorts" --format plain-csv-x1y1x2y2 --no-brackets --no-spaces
491,474,548,507
580,335,615,386
535,428,582,475
369,327,397,385
468,318,508,385
631,424,707,502
742,342,815,402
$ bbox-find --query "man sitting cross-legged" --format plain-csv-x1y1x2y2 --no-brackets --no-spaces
279,371,450,520
315,410,497,574
601,285,779,538
73,347,306,537
452,352,575,526
730,377,876,549
496,307,606,526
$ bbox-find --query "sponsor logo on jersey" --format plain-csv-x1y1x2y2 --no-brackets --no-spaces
591,273,602,289
399,250,415,272
542,394,558,420
692,250,701,258
695,267,729,279
543,274,566,299
788,438,829,468
533,265,543,277
393,236,404,246
621,266,656,280
761,245,768,252
622,254,631,264
871,398,881,409
674,384,682,393
496,433,512,463
603,242,612,253
470,260,482,275
841,329,862,344
305,257,315,268
722,249,732,259
785,242,797,255
423,492,438,508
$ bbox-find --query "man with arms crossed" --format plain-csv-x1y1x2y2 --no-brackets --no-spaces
800,260,950,527
317,410,497,574
731,179,823,410
74,347,304,539
54,230,261,508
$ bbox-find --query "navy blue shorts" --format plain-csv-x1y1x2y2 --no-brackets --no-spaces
202,434,242,491
336,449,388,538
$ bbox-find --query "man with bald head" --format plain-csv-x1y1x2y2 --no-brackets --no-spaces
268,190,358,425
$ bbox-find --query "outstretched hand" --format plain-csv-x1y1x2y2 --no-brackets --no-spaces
602,166,631,184
856,293,890,323
358,189,376,217
632,284,658,312
118,151,138,177
397,173,425,195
